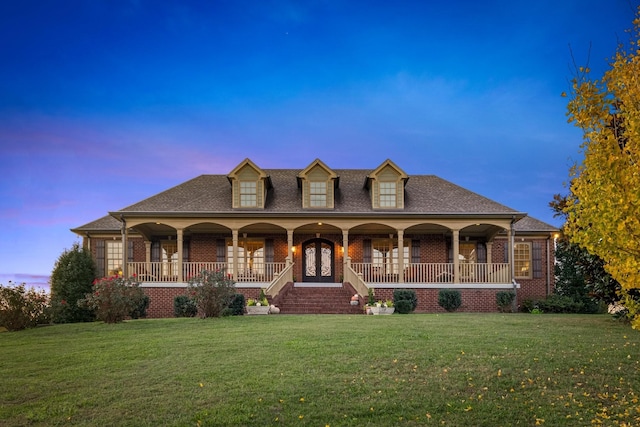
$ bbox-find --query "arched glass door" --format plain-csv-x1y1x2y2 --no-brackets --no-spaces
302,238,334,282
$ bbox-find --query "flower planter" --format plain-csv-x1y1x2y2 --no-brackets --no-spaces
369,306,395,315
246,305,270,315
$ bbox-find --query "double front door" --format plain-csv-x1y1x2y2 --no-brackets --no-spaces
302,238,334,282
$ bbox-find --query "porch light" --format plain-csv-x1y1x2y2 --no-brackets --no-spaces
292,247,296,253
318,222,323,226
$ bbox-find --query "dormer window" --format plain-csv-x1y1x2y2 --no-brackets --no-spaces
240,181,257,207
309,181,327,207
365,159,408,209
228,158,272,209
379,182,397,207
298,159,338,209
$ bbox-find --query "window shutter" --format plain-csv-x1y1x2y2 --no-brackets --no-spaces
327,181,334,208
477,242,487,263
411,240,420,264
128,240,134,263
183,240,190,263
265,239,274,263
363,239,372,263
95,239,105,278
216,239,226,263
532,241,542,278
447,237,453,263
503,242,509,263
397,181,403,208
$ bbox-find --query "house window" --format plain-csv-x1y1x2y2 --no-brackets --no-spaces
379,182,397,207
106,241,123,276
227,239,265,276
309,181,327,207
514,242,531,279
372,239,409,275
240,181,257,207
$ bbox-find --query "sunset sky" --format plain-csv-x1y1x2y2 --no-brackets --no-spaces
1,0,637,290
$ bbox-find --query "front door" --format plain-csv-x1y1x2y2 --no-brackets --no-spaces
302,238,334,282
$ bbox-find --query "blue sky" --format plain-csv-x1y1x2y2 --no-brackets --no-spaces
0,0,637,290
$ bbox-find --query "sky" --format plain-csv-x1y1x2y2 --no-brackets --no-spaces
0,0,637,291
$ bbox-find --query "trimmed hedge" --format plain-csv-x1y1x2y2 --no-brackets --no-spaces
393,289,418,314
438,289,462,312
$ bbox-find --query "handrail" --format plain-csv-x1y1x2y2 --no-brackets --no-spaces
265,262,294,298
344,264,368,297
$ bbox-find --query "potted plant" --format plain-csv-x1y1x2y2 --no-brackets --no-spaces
364,288,375,314
246,289,270,315
369,300,395,315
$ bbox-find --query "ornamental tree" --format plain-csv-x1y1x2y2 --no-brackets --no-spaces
565,10,640,328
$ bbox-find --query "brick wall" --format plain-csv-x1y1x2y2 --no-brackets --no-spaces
142,286,264,318
370,287,511,313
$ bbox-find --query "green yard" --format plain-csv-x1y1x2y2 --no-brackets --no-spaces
1,314,638,426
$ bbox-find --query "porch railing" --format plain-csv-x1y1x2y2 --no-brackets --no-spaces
128,262,287,283
350,262,510,284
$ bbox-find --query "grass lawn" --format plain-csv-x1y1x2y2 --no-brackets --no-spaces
1,314,639,426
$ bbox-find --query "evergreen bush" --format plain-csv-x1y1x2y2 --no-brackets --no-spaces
174,295,197,317
227,293,245,316
393,289,418,314
438,289,462,312
50,243,97,323
496,291,516,313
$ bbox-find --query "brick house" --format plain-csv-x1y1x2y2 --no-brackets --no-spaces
71,158,558,317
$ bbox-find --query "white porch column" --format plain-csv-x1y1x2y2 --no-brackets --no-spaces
232,229,239,281
177,229,184,282
144,241,151,280
287,229,294,266
342,230,349,267
508,226,515,283
452,229,460,284
397,229,404,283
121,220,128,278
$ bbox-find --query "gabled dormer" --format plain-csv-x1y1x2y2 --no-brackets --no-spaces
297,159,339,209
364,159,408,209
227,158,272,209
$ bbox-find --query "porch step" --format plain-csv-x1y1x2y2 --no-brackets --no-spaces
275,285,363,315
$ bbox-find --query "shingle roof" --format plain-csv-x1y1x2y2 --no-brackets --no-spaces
71,215,122,233
114,169,520,215
513,216,559,233
72,169,557,234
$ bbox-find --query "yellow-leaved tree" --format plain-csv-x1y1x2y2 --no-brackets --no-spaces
565,9,640,328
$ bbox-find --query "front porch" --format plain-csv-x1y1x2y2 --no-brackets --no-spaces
128,261,511,286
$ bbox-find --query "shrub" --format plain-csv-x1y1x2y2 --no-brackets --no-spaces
129,293,150,319
78,276,144,323
438,289,462,312
188,270,236,318
0,283,50,331
394,299,414,314
521,294,601,314
393,289,418,314
50,243,97,323
174,295,197,317
227,293,245,316
496,291,516,313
